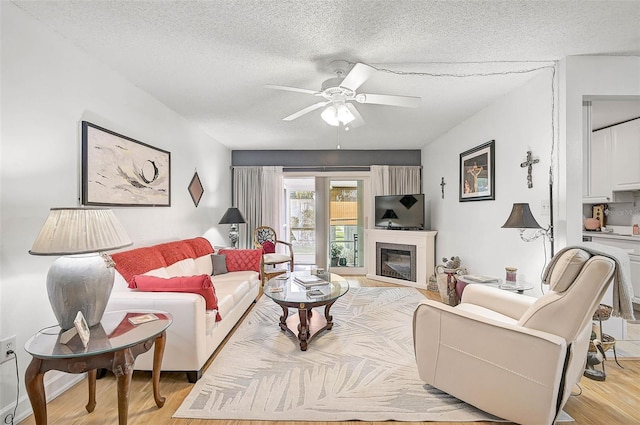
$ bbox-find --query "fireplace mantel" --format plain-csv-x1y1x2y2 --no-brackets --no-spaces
365,229,437,289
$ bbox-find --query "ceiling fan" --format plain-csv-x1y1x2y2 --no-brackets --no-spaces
265,61,421,128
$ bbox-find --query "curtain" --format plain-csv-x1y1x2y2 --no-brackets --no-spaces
261,166,284,236
370,165,390,198
371,165,421,195
389,166,421,194
233,166,284,249
233,167,262,249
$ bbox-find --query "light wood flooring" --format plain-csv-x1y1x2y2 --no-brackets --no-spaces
17,277,640,424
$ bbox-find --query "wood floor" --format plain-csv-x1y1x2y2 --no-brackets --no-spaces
18,277,640,424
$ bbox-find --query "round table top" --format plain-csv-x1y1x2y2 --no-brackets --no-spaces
25,310,172,359
263,271,349,304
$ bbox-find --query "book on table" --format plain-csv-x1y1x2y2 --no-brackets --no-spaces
294,275,328,287
463,275,499,283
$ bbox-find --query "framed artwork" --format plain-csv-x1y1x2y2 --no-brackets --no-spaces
82,121,171,206
459,140,495,202
188,171,204,207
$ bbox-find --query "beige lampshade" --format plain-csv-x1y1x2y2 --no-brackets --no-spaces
30,208,132,255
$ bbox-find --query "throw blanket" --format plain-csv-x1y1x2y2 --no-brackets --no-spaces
542,243,635,320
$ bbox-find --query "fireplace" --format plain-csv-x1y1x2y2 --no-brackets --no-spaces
376,242,416,282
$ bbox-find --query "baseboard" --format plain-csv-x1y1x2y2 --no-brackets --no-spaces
1,370,84,424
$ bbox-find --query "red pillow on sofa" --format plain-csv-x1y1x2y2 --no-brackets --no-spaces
218,249,262,273
131,274,221,321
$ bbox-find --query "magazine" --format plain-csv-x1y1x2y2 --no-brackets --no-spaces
294,275,328,287
128,313,159,325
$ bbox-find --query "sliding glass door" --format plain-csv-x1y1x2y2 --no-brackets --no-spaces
284,174,368,275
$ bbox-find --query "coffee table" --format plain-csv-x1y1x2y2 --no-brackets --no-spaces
24,310,172,425
264,271,349,351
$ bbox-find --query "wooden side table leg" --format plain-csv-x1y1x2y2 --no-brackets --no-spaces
152,332,167,408
86,369,97,413
25,357,47,425
113,349,134,425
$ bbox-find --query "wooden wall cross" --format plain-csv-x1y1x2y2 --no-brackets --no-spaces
440,177,446,199
520,150,540,188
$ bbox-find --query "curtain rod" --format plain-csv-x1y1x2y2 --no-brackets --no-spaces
229,165,422,169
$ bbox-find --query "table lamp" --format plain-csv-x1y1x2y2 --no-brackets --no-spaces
218,207,246,248
29,208,132,330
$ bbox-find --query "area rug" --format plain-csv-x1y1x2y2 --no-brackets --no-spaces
174,286,572,422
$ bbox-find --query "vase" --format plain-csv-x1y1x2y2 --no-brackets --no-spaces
435,266,465,306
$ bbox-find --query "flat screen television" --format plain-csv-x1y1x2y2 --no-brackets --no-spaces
374,194,425,230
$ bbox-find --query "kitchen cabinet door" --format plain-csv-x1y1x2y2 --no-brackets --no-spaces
611,119,640,190
629,255,640,304
585,128,611,201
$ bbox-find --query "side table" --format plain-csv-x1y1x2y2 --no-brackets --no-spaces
24,310,172,425
456,275,534,298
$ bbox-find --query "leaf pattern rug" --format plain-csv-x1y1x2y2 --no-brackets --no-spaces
174,286,572,422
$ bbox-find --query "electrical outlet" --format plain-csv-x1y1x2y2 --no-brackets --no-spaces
1,335,16,364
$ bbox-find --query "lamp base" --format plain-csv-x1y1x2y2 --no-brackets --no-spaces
46,253,115,330
229,224,239,249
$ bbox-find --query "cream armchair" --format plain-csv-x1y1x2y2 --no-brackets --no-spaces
413,248,616,425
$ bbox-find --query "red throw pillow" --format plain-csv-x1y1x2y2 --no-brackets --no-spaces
219,249,262,273
131,275,221,321
261,241,276,254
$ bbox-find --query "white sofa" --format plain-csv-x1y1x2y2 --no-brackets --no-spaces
105,237,260,382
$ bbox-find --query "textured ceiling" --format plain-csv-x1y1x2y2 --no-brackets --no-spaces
12,0,640,150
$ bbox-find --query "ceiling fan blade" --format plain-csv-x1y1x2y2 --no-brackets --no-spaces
344,103,364,128
356,93,421,108
265,84,320,96
283,101,331,121
339,63,376,91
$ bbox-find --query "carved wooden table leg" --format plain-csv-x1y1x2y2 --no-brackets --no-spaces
25,357,47,425
152,332,167,407
113,348,135,425
324,300,337,330
278,304,289,331
297,305,310,351
86,369,97,413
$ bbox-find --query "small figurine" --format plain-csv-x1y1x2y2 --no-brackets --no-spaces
442,256,461,269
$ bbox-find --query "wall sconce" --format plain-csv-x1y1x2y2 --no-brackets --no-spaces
501,203,554,256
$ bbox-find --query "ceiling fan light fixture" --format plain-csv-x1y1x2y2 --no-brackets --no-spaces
321,105,339,126
337,104,355,125
321,103,355,127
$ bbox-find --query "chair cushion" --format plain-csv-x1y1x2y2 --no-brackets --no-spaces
548,248,591,292
219,249,262,273
264,253,291,264
261,240,276,254
130,274,221,321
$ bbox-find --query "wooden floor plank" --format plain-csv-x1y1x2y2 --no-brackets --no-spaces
17,277,639,424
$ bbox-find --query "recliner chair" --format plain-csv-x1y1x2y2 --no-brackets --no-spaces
413,248,616,425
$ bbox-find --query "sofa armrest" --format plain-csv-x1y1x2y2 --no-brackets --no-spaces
413,300,567,425
460,284,536,320
106,291,208,369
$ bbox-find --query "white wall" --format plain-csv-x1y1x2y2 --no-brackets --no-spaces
422,71,554,289
0,3,231,420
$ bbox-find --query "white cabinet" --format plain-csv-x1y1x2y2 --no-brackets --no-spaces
583,119,639,203
611,119,640,190
584,128,612,201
